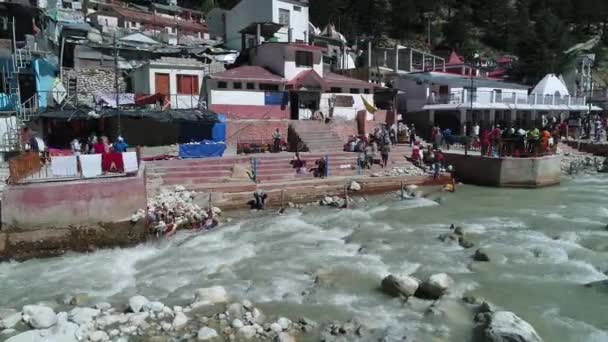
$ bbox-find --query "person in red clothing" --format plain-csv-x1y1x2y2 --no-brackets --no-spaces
433,149,444,179
92,137,106,154
410,144,421,166
481,130,491,156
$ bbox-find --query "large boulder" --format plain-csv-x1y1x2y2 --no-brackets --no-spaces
172,312,189,329
0,309,21,329
381,274,420,298
128,295,149,313
475,311,543,342
193,286,229,306
415,273,454,300
22,305,57,329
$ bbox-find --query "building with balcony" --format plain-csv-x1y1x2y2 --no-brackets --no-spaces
396,72,600,134
207,0,310,51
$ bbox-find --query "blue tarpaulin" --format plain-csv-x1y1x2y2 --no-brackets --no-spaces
179,141,226,159
212,114,226,142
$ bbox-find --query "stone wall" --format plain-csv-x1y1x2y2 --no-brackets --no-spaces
62,68,128,106
225,120,290,155
444,153,561,188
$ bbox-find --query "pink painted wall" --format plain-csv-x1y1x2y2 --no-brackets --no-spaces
211,104,289,120
2,168,147,230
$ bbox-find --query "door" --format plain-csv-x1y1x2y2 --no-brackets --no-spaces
155,73,170,108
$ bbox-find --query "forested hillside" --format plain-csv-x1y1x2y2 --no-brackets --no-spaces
198,0,608,85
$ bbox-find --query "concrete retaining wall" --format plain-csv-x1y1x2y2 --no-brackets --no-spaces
566,141,608,156
444,153,561,188
1,167,147,231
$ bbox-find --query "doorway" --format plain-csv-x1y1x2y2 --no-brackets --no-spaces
289,91,320,120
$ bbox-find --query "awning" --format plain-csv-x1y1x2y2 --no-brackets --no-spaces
37,108,221,123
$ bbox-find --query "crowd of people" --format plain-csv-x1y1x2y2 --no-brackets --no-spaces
344,125,396,169
70,133,129,156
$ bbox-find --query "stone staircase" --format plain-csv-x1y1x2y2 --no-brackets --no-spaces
253,152,360,183
290,121,345,152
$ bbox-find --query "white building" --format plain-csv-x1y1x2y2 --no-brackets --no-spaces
206,42,376,120
396,72,601,133
130,57,205,109
207,0,310,50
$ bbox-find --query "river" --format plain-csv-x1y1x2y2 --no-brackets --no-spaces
1,175,607,341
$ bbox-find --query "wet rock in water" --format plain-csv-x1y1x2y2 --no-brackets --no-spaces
584,280,608,293
298,317,317,327
197,327,219,340
193,286,229,306
381,274,420,298
95,302,112,311
459,237,475,249
320,319,366,341
149,301,165,313
63,293,90,306
438,233,460,243
349,181,362,191
415,273,454,300
22,305,57,329
474,249,491,262
129,295,149,313
462,296,483,305
473,311,543,342
454,226,464,235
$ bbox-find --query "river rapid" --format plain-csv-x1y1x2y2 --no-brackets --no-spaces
1,175,608,341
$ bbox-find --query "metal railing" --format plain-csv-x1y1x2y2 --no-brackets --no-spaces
427,91,587,107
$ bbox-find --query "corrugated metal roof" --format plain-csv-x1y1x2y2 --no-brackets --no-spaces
401,72,529,90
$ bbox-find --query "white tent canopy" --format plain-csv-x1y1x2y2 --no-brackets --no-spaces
531,73,570,96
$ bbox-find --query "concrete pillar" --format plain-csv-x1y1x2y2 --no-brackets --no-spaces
510,109,517,124
489,109,496,126
394,44,399,72
256,23,262,46
409,49,413,71
429,110,435,124
459,108,467,134
422,53,426,71
367,41,372,68
530,110,537,128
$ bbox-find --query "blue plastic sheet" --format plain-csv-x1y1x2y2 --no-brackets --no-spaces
179,141,226,159
212,114,226,142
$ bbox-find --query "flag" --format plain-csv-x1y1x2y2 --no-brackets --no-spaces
361,95,378,114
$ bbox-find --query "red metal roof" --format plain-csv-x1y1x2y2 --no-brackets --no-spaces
323,72,373,89
210,66,285,84
109,6,207,32
446,50,465,65
286,70,372,90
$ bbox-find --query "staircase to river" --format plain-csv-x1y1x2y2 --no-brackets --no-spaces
289,121,345,152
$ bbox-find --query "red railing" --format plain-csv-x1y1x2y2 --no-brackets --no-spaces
7,152,42,185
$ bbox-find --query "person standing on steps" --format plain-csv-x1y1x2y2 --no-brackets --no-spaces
272,128,282,153
409,124,416,146
380,143,391,168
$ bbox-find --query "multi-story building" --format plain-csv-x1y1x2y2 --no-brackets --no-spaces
207,0,310,51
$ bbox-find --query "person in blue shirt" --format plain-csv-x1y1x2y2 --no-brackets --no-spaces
113,136,128,153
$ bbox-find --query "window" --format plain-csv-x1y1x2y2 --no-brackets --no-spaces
330,87,342,93
233,82,242,89
218,81,228,89
259,83,279,91
246,83,255,90
177,75,199,95
295,50,313,67
494,89,502,102
294,5,301,12
0,17,8,31
350,88,360,94
364,89,370,94
278,8,290,26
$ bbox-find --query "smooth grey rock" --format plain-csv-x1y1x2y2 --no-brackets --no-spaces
193,286,229,306
474,249,491,262
475,311,543,342
277,332,296,342
349,181,361,191
172,312,189,329
381,274,420,298
128,295,149,313
238,325,257,339
22,305,57,329
277,317,291,330
231,319,244,329
415,273,454,300
227,303,244,318
198,327,219,340
0,311,21,329
68,307,100,325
